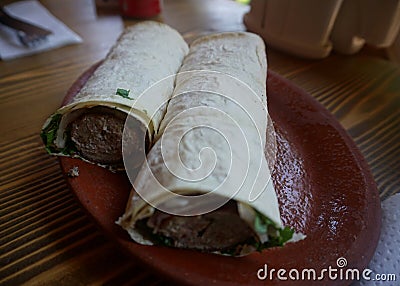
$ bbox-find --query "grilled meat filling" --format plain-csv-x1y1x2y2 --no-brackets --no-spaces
69,107,146,167
138,201,259,253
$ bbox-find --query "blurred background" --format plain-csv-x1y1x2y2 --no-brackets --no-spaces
95,0,400,62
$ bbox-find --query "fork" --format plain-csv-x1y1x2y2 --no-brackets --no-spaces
0,7,52,48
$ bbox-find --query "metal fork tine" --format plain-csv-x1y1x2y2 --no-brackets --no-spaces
18,30,47,48
0,7,52,48
31,37,48,48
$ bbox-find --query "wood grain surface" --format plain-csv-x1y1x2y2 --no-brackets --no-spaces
0,0,399,285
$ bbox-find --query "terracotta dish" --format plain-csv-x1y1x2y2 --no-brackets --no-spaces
59,65,381,285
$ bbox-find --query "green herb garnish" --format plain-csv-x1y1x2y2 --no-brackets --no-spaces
41,113,62,154
60,131,78,156
116,88,133,99
41,113,77,155
254,210,294,250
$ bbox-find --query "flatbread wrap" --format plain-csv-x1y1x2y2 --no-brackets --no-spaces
41,21,189,170
118,32,303,256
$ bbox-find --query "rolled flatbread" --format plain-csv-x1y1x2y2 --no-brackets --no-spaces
41,21,189,170
118,32,302,255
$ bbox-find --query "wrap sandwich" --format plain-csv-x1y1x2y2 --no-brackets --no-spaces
41,21,189,170
118,32,303,256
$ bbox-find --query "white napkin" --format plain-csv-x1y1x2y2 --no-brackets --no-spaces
0,0,82,60
356,193,400,285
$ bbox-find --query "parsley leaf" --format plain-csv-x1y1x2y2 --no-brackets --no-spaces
116,88,133,99
254,210,294,249
60,132,78,155
41,113,62,153
41,113,77,156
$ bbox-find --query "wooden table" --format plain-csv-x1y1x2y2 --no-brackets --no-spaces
1,0,399,284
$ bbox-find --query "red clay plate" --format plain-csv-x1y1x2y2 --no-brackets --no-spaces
59,66,381,286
